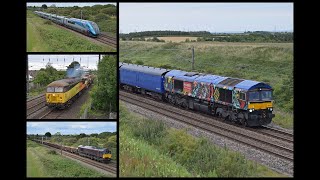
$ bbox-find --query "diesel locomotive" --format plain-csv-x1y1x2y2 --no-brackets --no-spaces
119,63,275,127
46,75,93,109
32,139,112,162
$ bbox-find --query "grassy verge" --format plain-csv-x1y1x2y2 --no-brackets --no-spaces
78,96,92,118
27,10,115,52
272,109,293,129
120,102,286,177
27,86,46,98
120,130,192,177
26,140,109,177
120,41,293,129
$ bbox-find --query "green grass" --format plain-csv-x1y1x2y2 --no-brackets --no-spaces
272,109,293,129
120,41,293,129
27,10,115,52
96,17,117,37
120,103,286,177
78,96,92,118
27,86,46,98
26,140,110,177
120,130,192,177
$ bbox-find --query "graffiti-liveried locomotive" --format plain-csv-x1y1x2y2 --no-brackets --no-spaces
119,63,275,127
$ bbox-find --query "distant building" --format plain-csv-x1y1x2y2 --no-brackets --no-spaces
29,75,34,81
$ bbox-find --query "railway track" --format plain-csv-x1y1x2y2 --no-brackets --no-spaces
39,108,65,119
39,142,116,176
120,90,293,162
257,126,293,143
27,94,45,102
27,94,47,118
50,22,117,49
96,33,117,48
66,153,117,175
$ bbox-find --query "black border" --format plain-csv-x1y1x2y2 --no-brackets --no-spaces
10,0,304,179
24,1,119,179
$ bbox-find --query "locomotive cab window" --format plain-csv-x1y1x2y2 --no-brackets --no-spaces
261,90,273,100
249,90,273,101
47,87,54,92
240,92,246,100
249,91,260,101
55,87,64,93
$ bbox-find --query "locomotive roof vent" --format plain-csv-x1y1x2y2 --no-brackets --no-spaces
185,72,199,77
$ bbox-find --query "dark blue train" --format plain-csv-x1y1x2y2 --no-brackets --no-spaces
119,63,275,127
34,11,100,37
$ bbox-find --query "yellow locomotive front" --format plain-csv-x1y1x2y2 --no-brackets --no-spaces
46,84,68,108
46,78,85,109
246,88,275,126
102,148,112,161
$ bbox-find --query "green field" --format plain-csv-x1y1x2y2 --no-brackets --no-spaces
120,41,293,129
119,103,286,177
27,10,115,52
26,140,110,177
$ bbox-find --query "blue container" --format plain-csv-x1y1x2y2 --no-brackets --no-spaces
119,63,169,94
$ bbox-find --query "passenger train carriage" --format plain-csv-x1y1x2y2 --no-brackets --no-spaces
34,11,100,37
119,63,275,127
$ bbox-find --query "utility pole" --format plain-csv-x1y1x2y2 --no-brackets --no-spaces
81,10,82,19
41,136,43,144
109,102,111,119
191,46,195,70
60,136,62,155
27,56,29,95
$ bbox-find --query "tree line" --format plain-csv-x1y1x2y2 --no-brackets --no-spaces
91,55,117,113
120,30,293,43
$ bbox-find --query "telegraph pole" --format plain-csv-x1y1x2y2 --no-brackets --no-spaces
109,102,111,119
191,46,195,70
60,136,62,155
27,56,29,95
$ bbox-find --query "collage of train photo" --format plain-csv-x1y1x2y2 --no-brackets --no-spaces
26,2,294,178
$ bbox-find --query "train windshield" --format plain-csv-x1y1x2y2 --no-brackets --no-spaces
54,87,64,92
89,22,100,33
47,87,54,92
248,90,273,101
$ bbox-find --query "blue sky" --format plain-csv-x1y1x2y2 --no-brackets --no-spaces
28,55,100,70
27,2,116,7
27,122,117,135
120,3,293,33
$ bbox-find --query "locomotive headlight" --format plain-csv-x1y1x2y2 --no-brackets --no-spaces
249,109,253,112
269,108,273,111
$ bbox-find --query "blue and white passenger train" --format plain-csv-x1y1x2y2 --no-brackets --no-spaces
34,11,100,37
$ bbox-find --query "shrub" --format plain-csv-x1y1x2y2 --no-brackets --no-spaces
135,60,144,65
43,20,52,25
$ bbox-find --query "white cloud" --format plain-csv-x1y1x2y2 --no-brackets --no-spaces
27,122,117,135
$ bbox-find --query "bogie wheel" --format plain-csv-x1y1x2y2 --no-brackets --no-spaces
242,119,248,127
